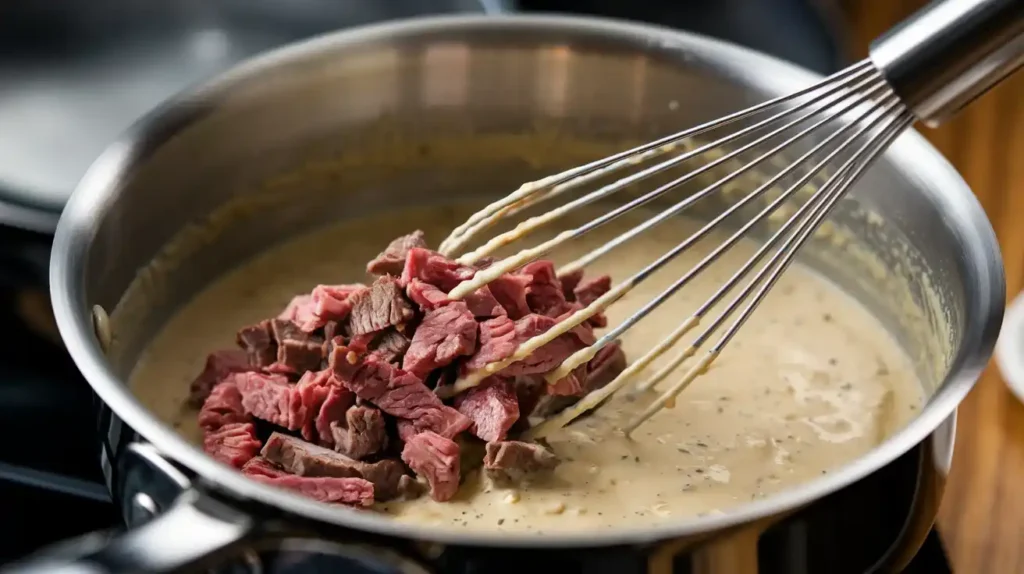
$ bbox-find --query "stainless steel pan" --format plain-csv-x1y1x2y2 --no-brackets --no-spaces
10,14,1005,573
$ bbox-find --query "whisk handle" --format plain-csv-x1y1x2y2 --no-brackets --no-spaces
870,0,1024,127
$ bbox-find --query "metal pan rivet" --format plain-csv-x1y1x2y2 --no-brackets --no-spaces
92,304,112,353
129,491,159,524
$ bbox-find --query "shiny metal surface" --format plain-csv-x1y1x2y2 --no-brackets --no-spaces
870,0,1024,126
44,10,1002,562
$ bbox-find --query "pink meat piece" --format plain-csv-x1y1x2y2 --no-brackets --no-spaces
241,458,374,507
262,432,406,500
267,319,324,375
547,364,587,396
330,346,471,439
407,279,504,318
532,341,628,417
574,275,612,306
551,307,597,346
559,269,585,302
406,279,450,309
465,315,517,370
463,286,505,318
483,440,559,483
290,284,364,333
198,378,250,431
586,341,628,391
401,248,476,291
367,230,428,276
347,276,416,336
487,273,532,319
522,261,570,316
237,321,277,368
278,294,317,326
466,313,593,377
402,301,478,378
232,371,325,433
401,431,461,502
454,377,520,442
314,383,356,446
203,422,262,468
188,349,255,407
330,405,389,459
348,332,377,354
369,330,411,364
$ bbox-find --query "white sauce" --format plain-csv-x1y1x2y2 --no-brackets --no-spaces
128,204,923,534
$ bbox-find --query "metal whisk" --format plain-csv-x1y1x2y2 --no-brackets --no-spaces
438,0,1024,439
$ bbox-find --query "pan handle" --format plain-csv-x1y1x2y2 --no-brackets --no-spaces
1,488,257,574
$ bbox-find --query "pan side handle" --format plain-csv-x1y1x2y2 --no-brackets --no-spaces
2,488,256,574
1,441,258,574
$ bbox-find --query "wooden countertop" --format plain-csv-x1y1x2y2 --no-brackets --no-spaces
844,2,1024,571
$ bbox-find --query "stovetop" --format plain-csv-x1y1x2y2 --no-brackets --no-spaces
0,0,955,571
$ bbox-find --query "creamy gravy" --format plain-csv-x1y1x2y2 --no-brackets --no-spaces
129,204,923,534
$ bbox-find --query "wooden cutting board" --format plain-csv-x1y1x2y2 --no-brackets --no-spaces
843,1,1024,571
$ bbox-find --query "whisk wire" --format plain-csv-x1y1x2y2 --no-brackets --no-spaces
621,110,914,435
445,76,897,397
434,53,935,437
439,61,880,258
446,68,889,273
524,106,917,437
538,92,904,388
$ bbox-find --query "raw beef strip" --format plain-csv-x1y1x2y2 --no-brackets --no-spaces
401,431,461,502
233,371,325,433
574,275,612,306
262,432,406,500
188,349,255,407
407,278,503,319
278,295,317,328
330,346,471,439
463,286,506,318
550,308,597,346
300,284,365,332
402,301,478,378
454,377,519,442
347,276,416,336
522,261,569,316
466,313,592,377
406,279,449,309
313,383,356,446
237,321,276,369
367,230,428,276
241,457,374,506
198,379,249,430
269,319,324,374
466,315,517,370
533,341,627,417
487,273,531,319
347,332,377,354
401,248,476,291
559,269,585,302
546,364,588,397
371,330,411,364
203,422,261,468
483,440,559,483
584,341,627,391
330,405,389,459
